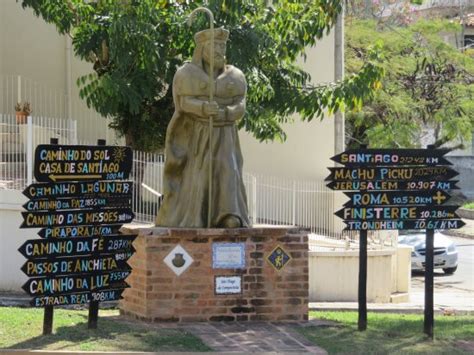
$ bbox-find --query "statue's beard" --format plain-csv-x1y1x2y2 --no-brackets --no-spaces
204,55,225,68
214,55,225,68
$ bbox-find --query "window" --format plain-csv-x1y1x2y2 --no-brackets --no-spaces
464,35,474,49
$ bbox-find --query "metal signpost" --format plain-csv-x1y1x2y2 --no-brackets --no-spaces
327,146,464,336
19,139,136,334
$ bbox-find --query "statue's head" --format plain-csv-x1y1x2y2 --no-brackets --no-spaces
192,27,229,69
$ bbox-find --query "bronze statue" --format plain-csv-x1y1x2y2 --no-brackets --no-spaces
156,24,250,228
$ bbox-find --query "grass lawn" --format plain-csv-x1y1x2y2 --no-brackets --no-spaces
0,307,211,352
462,202,474,210
300,311,474,354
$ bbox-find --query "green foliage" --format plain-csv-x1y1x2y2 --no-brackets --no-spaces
21,0,383,151
0,308,210,351
346,19,474,149
300,311,474,354
462,202,474,210
346,0,428,25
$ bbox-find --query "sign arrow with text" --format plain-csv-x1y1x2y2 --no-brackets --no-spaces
22,273,130,296
22,181,133,200
335,205,459,221
326,167,458,182
331,148,451,166
38,225,122,239
34,144,133,183
343,219,465,231
20,209,134,228
23,196,132,212
30,288,125,307
18,235,137,259
21,254,132,277
343,190,451,207
326,180,459,191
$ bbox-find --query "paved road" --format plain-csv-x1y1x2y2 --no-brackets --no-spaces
410,236,474,310
412,236,474,292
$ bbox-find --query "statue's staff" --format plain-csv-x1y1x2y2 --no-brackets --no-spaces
188,7,214,228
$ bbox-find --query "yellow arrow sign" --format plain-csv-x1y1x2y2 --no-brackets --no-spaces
48,174,102,182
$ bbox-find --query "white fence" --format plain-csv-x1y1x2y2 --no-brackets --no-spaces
0,75,119,144
129,151,361,241
0,114,77,189
129,154,339,234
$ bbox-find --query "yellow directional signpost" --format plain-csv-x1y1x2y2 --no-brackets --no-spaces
20,139,136,334
327,146,464,337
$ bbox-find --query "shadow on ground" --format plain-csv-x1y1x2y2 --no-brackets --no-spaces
5,313,210,352
301,312,474,354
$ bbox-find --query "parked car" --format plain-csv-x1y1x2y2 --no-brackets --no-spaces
398,232,458,274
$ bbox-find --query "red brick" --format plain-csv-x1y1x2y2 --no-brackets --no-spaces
120,227,309,323
250,314,274,321
283,290,308,297
209,315,235,321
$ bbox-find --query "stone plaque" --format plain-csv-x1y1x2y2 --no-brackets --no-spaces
215,275,242,295
267,245,291,271
212,243,245,269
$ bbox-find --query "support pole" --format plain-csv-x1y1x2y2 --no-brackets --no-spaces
358,143,368,331
43,137,59,336
424,229,434,338
88,302,99,329
424,144,436,338
358,229,368,331
43,306,54,335
87,138,106,329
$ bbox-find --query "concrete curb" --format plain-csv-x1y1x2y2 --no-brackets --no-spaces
457,208,474,220
443,229,474,240
0,352,226,355
309,305,473,315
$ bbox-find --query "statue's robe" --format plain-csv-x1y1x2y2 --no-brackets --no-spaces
156,62,250,228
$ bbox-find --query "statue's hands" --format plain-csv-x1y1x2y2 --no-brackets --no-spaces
217,108,227,121
202,101,219,117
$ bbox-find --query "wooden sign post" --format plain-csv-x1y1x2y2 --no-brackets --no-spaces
424,144,436,339
358,228,368,331
44,138,57,335
19,139,136,334
89,138,105,330
327,146,463,336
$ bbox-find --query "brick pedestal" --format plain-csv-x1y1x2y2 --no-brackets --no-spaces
119,226,309,322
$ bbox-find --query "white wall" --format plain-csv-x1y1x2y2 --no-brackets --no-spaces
240,32,335,180
0,190,35,291
1,1,66,90
0,1,94,92
0,0,115,143
309,246,411,303
309,249,394,302
0,1,4,77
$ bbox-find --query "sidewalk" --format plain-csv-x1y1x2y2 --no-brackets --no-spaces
444,217,474,239
310,288,474,315
177,321,327,354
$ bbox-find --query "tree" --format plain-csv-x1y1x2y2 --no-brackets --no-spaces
21,0,383,152
345,0,424,26
345,19,474,149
